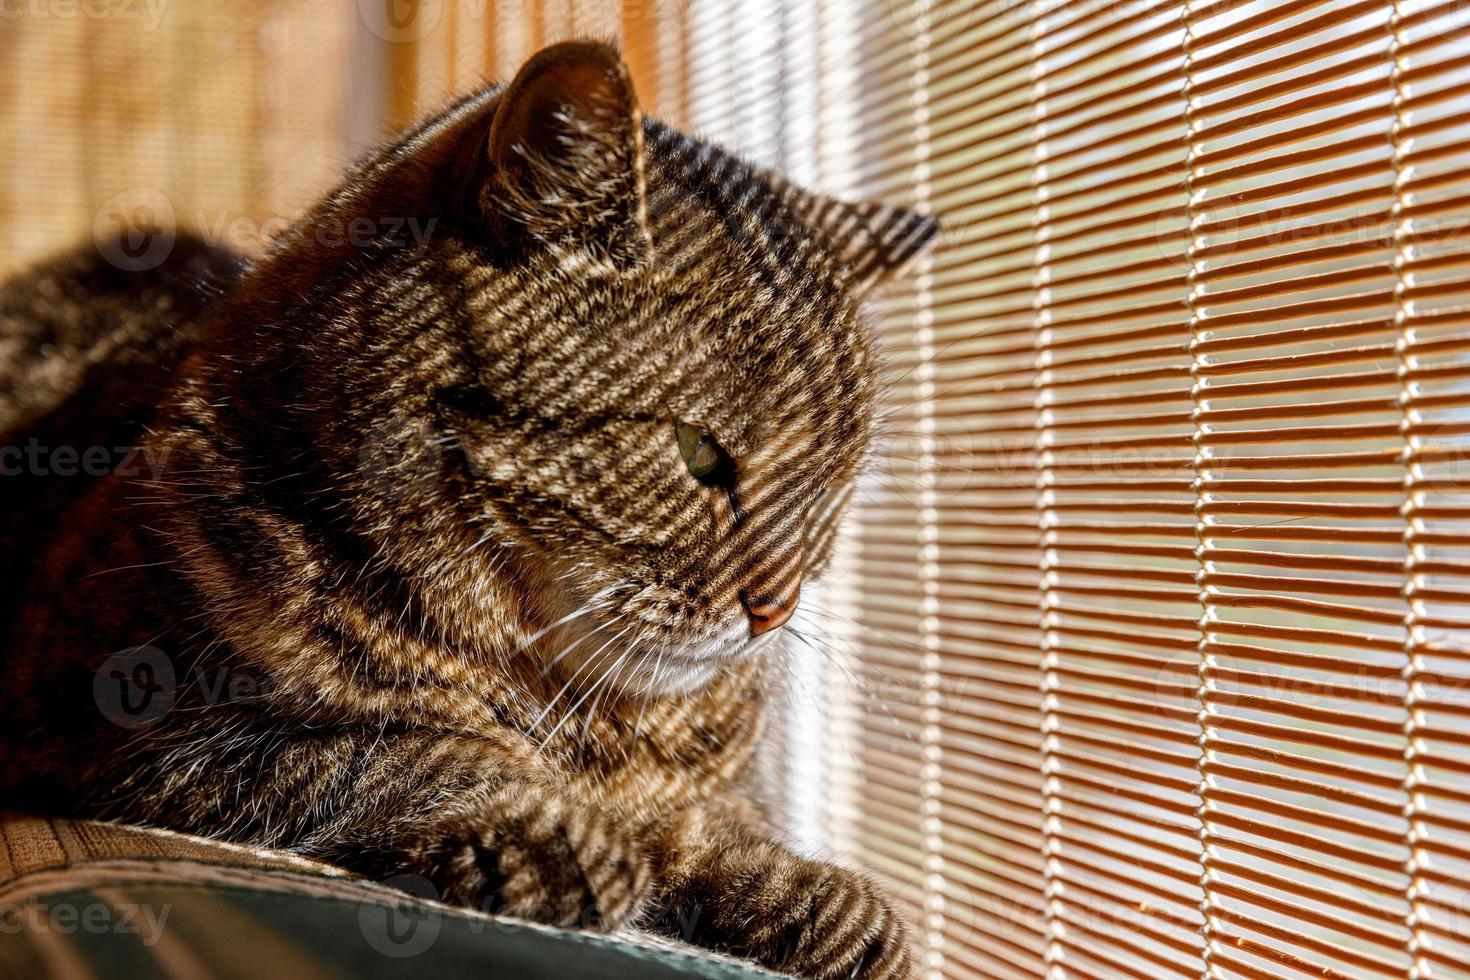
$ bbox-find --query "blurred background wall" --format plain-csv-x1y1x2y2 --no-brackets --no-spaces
0,1,359,273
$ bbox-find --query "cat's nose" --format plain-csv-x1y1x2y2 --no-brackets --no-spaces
744,595,797,635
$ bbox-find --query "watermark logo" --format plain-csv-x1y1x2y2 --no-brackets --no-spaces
1152,646,1216,717
1415,424,1470,494
93,646,175,730
358,417,450,506
359,875,444,958
93,188,175,272
358,0,443,43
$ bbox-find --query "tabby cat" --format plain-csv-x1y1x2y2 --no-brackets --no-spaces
0,41,937,979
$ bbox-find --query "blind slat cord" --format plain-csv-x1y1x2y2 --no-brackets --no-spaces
1024,6,1068,979
910,5,947,979
1181,2,1223,977
1389,3,1429,978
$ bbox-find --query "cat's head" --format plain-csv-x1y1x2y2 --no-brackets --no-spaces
249,42,937,698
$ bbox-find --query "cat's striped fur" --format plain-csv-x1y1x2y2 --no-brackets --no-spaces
0,42,936,979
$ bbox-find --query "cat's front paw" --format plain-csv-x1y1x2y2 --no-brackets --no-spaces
660,847,913,979
420,790,650,931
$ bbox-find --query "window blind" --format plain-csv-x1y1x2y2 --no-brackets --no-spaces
638,1,1470,979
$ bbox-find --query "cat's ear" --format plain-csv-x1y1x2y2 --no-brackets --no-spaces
787,189,940,295
481,40,650,267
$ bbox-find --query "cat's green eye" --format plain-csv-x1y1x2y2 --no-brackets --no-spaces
675,421,727,482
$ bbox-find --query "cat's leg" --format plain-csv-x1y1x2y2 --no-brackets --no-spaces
645,804,914,980
92,723,650,931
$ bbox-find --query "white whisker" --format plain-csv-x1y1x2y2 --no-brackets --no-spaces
540,640,635,749
528,621,635,732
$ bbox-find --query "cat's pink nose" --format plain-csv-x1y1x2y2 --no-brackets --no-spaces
745,597,796,635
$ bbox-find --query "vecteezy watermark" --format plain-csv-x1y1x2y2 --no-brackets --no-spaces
358,0,443,43
0,0,168,31
0,897,172,945
93,188,176,273
1155,190,1470,271
93,646,176,730
93,646,275,730
202,212,440,257
0,440,163,479
1153,643,1470,721
358,416,452,506
360,875,445,958
91,187,440,272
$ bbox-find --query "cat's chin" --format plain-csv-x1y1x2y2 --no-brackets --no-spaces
610,628,771,698
622,659,721,698
545,621,757,700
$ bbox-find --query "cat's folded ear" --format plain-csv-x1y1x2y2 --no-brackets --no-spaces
784,187,941,295
480,40,650,268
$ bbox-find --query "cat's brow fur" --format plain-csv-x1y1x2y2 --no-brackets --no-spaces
0,41,935,979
